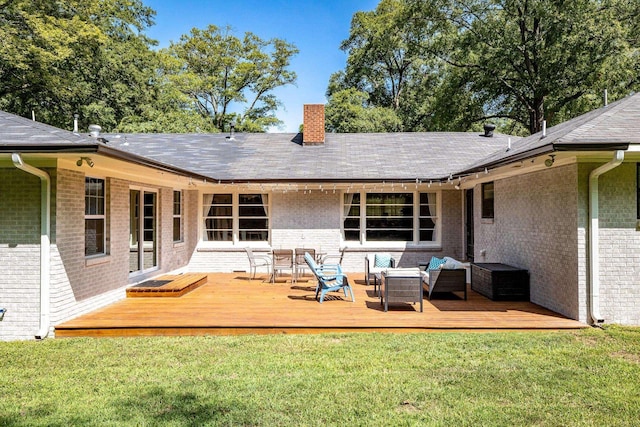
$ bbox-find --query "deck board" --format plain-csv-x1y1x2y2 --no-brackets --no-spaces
55,273,587,337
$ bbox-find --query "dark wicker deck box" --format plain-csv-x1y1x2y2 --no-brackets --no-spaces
471,263,529,301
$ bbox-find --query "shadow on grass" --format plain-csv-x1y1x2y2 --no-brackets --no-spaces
114,387,255,426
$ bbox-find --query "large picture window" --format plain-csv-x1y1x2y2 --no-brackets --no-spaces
366,193,413,241
343,191,438,243
85,177,105,256
481,182,495,219
203,193,269,242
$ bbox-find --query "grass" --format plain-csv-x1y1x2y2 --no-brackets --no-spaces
1,326,639,426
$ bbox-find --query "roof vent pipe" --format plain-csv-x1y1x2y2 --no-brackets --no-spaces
88,124,101,138
604,89,608,107
73,114,79,134
226,121,236,141
542,120,547,138
483,124,495,137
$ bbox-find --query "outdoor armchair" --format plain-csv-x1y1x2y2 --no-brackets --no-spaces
304,252,354,303
294,248,316,283
244,248,272,280
364,253,396,294
272,249,294,283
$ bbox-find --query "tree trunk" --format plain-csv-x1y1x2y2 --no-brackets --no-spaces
529,97,545,134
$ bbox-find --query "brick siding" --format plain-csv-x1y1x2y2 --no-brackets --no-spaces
0,169,43,339
189,190,464,274
579,162,640,324
1,165,199,340
473,164,582,320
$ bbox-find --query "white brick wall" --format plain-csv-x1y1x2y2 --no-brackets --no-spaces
581,163,640,324
0,169,45,340
473,164,582,320
188,189,464,274
1,166,200,340
474,161,640,325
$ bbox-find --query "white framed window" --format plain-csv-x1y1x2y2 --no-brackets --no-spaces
343,191,439,245
85,177,105,256
173,190,183,242
203,193,269,243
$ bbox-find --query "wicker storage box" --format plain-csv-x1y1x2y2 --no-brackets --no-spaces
471,263,529,301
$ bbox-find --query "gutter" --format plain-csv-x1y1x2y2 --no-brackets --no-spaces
588,150,625,324
11,154,51,339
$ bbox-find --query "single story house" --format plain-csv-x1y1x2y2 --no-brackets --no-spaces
1,97,639,340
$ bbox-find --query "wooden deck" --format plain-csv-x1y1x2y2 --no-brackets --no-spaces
55,273,587,337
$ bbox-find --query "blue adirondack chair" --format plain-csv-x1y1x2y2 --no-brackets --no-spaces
304,252,355,303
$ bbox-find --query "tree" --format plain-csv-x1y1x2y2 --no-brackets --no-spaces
0,0,159,131
414,0,640,134
164,25,298,132
333,0,640,134
330,0,482,132
325,88,402,132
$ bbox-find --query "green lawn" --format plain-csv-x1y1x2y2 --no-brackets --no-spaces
1,326,639,426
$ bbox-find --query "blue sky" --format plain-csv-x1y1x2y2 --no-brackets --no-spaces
144,0,379,132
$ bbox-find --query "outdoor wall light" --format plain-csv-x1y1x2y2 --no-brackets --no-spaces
76,156,94,167
544,154,556,167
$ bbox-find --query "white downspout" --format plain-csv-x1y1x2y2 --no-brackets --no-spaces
588,150,624,324
11,153,51,339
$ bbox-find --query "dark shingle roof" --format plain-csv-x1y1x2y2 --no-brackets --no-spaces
5,92,640,182
103,131,511,181
0,110,97,148
461,92,640,173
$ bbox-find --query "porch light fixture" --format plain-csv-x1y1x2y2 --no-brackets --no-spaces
545,154,556,167
76,156,94,167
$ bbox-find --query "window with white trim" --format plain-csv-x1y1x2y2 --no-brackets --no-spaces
173,190,183,242
203,193,269,242
85,177,105,256
343,191,438,243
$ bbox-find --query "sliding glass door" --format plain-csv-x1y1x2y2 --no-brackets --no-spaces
130,189,157,274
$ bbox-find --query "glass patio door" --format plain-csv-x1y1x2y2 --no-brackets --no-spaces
129,189,157,274
465,189,474,261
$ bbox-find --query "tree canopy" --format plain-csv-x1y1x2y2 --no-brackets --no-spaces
328,0,640,135
0,0,158,131
161,25,298,132
0,2,298,133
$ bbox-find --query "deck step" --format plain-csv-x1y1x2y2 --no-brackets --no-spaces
126,274,208,298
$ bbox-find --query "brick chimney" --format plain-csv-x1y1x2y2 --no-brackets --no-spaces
303,104,325,145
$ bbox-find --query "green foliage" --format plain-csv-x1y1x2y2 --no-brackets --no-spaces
0,0,158,131
329,0,443,131
163,25,298,132
433,0,640,134
0,3,298,133
325,88,402,132
333,0,640,134
1,328,640,425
